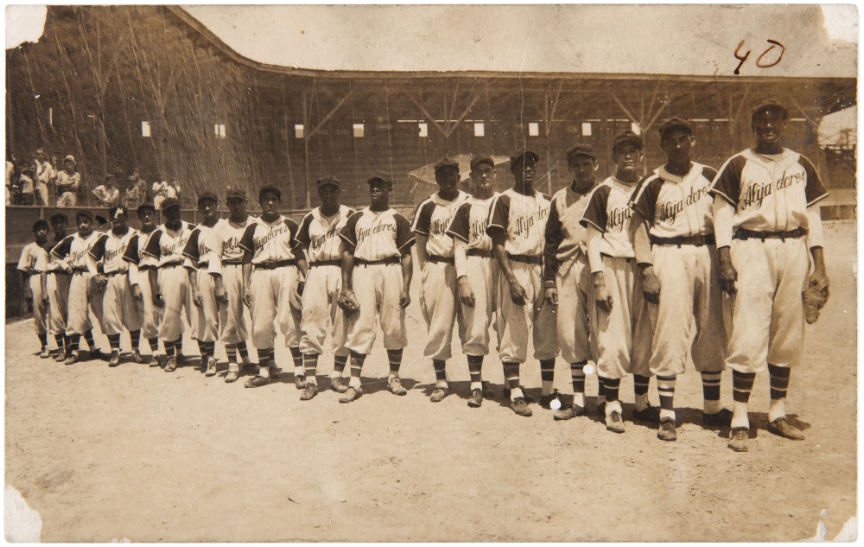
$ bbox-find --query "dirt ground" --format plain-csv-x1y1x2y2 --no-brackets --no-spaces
4,220,857,542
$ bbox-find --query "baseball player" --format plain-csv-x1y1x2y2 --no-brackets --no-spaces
123,203,164,364
184,191,228,377
580,131,653,433
542,143,599,420
141,197,194,372
337,174,414,403
239,185,307,388
446,154,500,407
628,118,727,442
486,149,556,417
88,207,144,366
18,220,50,357
710,99,829,452
295,176,355,399
413,158,469,402
51,211,105,364
46,214,71,360
214,188,254,382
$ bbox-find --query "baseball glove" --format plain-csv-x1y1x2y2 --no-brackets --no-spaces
802,284,829,324
338,288,360,315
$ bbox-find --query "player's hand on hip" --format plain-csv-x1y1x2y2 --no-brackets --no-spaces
718,255,738,295
592,272,613,312
543,285,558,307
131,285,143,301
640,266,660,304
399,287,411,308
457,276,475,307
508,278,528,306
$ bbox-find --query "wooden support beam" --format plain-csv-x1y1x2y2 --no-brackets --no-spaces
405,92,449,138
308,89,354,139
611,93,638,124
444,91,482,139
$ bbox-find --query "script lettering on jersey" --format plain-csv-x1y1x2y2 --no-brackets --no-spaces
161,237,188,257
658,186,709,223
470,217,487,242
223,235,241,252
430,217,450,236
607,206,632,231
511,208,548,239
357,221,396,243
739,171,805,209
254,223,289,249
310,224,341,250
104,244,124,263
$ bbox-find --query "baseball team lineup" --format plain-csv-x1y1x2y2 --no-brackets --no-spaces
17,98,832,453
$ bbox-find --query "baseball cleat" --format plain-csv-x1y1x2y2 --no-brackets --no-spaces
300,383,318,401
39,347,51,359
728,428,749,452
702,408,732,428
64,350,81,365
539,391,560,409
131,350,144,364
553,404,584,421
767,417,805,441
55,350,69,362
330,376,349,393
149,354,165,367
430,387,448,402
510,397,532,417
657,419,677,441
633,405,660,424
605,410,625,433
204,357,217,377
294,374,306,390
163,356,178,373
176,353,186,366
468,389,483,407
244,375,270,388
224,370,240,383
108,349,121,367
387,376,407,396
339,386,362,403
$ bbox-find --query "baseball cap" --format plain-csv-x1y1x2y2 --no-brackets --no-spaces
367,173,392,186
258,184,282,201
109,206,128,220
197,190,218,204
63,155,76,165
510,149,540,169
566,143,596,162
752,98,788,121
136,202,156,215
161,197,180,210
658,117,693,138
470,154,495,171
225,187,246,201
316,175,341,189
612,131,643,151
434,157,460,174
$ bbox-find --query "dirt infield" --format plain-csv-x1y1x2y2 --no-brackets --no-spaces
5,221,856,541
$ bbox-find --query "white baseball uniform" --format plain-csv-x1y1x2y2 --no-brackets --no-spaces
141,221,194,342
183,223,223,343
214,217,252,345
122,228,163,340
45,240,72,337
89,228,142,336
51,231,104,336
18,242,49,336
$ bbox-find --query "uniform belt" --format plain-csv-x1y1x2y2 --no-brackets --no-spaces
222,260,244,265
734,227,807,241
254,259,296,269
600,253,634,262
50,270,71,275
650,234,716,247
426,254,454,265
355,256,400,266
104,270,126,277
311,259,341,267
197,260,209,268
160,261,184,269
137,264,155,271
466,249,492,258
507,253,542,265
72,267,88,274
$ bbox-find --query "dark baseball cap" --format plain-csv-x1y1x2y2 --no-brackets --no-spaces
434,157,460,174
470,154,495,171
612,131,643,151
566,143,596,162
161,197,180,210
510,149,540,169
752,98,789,121
136,202,156,214
367,173,392,186
658,117,693,138
258,185,282,201
225,187,246,201
316,175,341,189
197,190,218,204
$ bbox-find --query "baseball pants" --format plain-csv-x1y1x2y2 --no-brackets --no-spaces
419,261,465,360
591,256,652,380
56,192,77,207
459,255,499,356
219,264,248,345
67,272,104,335
28,274,48,335
134,268,163,340
556,255,592,364
192,269,220,342
249,266,301,349
299,264,348,356
725,237,809,373
649,245,726,377
47,272,70,336
495,261,557,363
102,273,142,336
345,263,407,355
157,265,192,341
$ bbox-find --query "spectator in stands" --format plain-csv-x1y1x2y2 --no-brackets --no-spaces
6,154,15,205
55,155,82,207
34,147,55,206
17,161,37,205
92,168,122,207
123,168,148,209
152,178,180,210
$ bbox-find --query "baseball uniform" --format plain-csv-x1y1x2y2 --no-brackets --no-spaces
122,227,163,352
183,223,223,344
214,216,252,347
89,228,142,338
52,231,104,337
141,221,194,343
46,238,72,356
17,242,49,340
339,207,415,355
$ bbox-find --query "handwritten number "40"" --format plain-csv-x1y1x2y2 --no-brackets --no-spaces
734,39,785,75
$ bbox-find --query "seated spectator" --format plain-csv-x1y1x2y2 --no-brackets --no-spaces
123,168,148,208
152,178,180,210
17,161,37,205
91,168,122,207
55,155,82,207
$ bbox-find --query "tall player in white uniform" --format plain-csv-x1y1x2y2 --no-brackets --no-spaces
141,197,194,372
580,132,653,433
629,118,727,442
337,174,415,403
88,207,144,366
124,203,163,364
46,214,72,360
215,188,254,382
184,191,227,377
413,158,469,402
711,99,829,452
18,220,50,357
240,185,307,389
543,143,598,420
295,176,354,399
446,154,499,407
487,149,556,417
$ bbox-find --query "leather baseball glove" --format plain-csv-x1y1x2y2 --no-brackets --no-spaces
802,284,829,324
338,288,360,315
